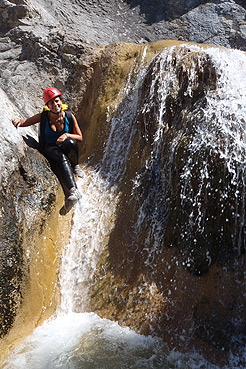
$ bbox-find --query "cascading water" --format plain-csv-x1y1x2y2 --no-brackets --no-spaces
128,44,246,274
2,44,246,368
176,46,246,258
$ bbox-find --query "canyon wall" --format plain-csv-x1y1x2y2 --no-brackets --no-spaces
1,0,246,363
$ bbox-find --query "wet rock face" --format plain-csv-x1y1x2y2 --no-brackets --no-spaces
116,48,221,276
0,193,23,338
121,46,245,276
0,146,58,337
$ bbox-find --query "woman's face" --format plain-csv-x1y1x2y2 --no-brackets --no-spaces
47,96,62,113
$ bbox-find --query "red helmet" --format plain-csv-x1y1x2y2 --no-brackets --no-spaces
43,87,62,105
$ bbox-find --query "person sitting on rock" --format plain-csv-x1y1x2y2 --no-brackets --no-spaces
12,87,83,214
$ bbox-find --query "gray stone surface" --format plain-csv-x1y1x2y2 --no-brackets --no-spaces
0,0,243,48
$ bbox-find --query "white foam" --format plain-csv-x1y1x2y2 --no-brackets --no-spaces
3,312,164,369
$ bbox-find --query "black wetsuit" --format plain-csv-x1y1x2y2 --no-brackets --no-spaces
39,111,79,198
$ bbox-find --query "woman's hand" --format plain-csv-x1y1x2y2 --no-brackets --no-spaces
12,116,22,128
56,133,68,145
11,114,41,128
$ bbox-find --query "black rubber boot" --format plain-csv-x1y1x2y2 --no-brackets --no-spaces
52,158,77,198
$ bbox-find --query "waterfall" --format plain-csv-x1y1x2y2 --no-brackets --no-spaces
128,45,246,273
178,47,246,256
59,171,118,313
3,44,246,368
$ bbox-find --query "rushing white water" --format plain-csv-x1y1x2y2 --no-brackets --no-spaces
59,170,118,313
3,45,246,368
2,312,168,369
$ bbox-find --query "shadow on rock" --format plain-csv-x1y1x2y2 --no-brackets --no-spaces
124,0,212,23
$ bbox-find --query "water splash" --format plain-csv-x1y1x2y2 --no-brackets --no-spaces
2,312,167,369
130,44,246,267
179,47,246,255
2,311,236,369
